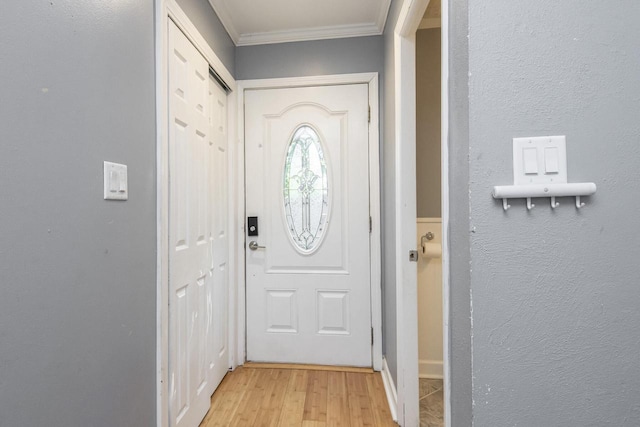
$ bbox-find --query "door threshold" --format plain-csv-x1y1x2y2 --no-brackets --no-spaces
243,362,374,373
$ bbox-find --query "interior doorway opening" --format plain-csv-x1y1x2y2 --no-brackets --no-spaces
415,6,444,426
392,0,450,425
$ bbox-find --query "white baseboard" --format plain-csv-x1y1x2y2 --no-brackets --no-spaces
381,357,398,422
419,359,443,379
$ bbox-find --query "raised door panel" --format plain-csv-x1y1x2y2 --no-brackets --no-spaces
317,290,350,335
265,289,298,333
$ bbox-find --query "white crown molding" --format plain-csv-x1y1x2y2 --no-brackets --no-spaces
208,0,240,44
237,22,382,46
209,0,391,47
377,0,392,33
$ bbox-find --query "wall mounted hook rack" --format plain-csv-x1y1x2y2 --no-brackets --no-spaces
493,136,596,211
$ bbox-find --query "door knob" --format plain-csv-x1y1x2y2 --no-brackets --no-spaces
248,241,266,251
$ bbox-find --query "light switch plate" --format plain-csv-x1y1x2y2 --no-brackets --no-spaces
513,136,567,185
104,161,128,200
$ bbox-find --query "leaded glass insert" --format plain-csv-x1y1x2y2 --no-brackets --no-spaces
283,125,329,252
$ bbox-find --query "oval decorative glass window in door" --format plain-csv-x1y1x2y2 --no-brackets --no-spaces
283,125,329,253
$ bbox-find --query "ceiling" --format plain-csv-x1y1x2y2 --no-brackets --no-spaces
420,0,441,29
208,0,392,46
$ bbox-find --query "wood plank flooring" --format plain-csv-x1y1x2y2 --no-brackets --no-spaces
199,366,397,427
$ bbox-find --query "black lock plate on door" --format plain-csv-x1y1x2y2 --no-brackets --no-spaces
247,216,259,236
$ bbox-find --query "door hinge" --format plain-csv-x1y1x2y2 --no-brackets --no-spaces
371,327,374,345
369,216,372,233
368,105,371,123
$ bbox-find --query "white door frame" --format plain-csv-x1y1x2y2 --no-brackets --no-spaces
235,73,382,371
155,1,238,426
394,0,451,426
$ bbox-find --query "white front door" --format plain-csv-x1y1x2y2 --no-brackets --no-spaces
245,84,372,367
167,20,229,427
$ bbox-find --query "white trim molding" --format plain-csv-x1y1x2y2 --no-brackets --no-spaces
236,72,383,371
440,0,452,424
236,23,383,47
419,359,444,379
381,357,398,422
156,1,238,426
417,217,442,224
208,0,391,46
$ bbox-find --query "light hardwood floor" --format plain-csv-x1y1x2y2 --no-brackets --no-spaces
199,366,398,426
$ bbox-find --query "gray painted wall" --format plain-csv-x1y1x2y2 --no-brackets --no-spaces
176,0,236,76
466,1,640,425
416,29,441,218
382,0,404,385
448,0,473,425
0,2,156,426
235,36,383,80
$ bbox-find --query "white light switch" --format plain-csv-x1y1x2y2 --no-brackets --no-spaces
109,170,119,192
513,136,567,185
544,147,559,174
104,161,128,200
523,148,539,174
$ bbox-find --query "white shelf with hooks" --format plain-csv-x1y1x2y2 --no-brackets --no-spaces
493,182,597,210
493,135,596,211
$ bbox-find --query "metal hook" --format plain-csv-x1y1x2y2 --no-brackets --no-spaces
550,197,560,209
502,198,511,211
527,198,535,210
575,196,585,209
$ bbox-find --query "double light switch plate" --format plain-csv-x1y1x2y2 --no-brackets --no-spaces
513,136,567,185
494,135,596,211
104,161,128,200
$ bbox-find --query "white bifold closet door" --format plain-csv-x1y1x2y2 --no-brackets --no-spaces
168,19,229,427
